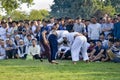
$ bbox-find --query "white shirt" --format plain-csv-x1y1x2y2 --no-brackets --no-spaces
73,23,86,33
7,27,13,34
88,23,101,40
28,45,40,56
24,35,34,47
32,25,36,33
56,30,69,43
0,27,7,40
0,46,6,59
65,32,80,45
102,23,113,36
58,44,70,53
11,26,18,35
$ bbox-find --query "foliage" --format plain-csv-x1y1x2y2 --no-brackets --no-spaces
110,0,120,13
0,14,2,20
0,59,120,80
0,0,33,15
51,0,103,19
94,6,116,19
10,10,28,20
50,0,118,19
29,9,49,20
50,0,74,18
1,9,49,21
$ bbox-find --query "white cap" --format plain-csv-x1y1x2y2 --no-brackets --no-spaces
19,39,24,42
15,35,20,38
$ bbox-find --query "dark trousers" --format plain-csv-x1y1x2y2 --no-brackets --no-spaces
48,34,58,61
64,50,71,59
111,57,120,63
40,41,51,62
6,49,17,59
20,54,27,59
33,54,42,60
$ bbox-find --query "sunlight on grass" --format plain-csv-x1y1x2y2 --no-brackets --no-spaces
0,59,120,80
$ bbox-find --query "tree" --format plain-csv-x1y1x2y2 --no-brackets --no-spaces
104,0,111,6
94,6,116,19
50,0,104,19
50,0,73,18
10,10,28,20
51,0,117,19
110,0,120,13
70,0,103,19
0,0,34,15
29,9,49,20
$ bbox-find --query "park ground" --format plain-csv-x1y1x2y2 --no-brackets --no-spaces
0,59,120,80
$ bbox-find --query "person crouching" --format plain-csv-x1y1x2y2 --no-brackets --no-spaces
18,40,27,59
28,38,43,62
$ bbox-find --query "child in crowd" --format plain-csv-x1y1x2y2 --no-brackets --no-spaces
89,40,106,62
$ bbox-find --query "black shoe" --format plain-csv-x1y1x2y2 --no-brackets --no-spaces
40,59,43,62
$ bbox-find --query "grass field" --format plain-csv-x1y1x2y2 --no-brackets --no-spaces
0,59,120,80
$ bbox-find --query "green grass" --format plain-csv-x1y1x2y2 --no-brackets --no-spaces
0,59,120,80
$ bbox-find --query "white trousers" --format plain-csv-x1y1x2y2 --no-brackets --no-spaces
71,36,89,61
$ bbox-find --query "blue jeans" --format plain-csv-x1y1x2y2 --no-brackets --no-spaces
111,57,120,63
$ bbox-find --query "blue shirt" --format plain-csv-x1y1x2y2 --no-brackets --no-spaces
114,22,120,39
58,24,66,30
94,46,105,56
39,26,50,41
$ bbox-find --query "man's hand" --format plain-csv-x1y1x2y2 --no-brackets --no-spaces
42,30,47,35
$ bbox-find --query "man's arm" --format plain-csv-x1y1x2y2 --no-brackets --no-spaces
42,31,49,44
87,25,91,40
90,49,96,58
94,49,104,59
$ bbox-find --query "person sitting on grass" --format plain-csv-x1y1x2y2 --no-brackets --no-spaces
57,38,70,60
18,39,28,59
5,39,17,59
107,39,120,63
87,40,96,56
24,34,33,48
14,35,20,47
100,39,114,62
0,40,6,60
99,33,108,49
89,40,106,62
28,38,43,62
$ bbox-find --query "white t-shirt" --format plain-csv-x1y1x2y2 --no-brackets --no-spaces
88,23,101,40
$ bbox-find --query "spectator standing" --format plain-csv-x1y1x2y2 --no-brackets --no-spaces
88,17,102,41
102,17,113,38
73,17,86,34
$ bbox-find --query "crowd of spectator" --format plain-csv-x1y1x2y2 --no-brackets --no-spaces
0,14,120,64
